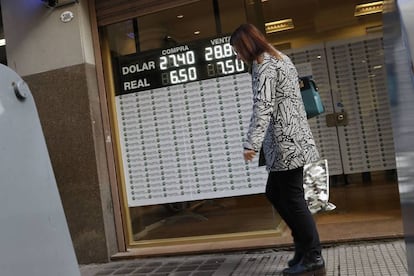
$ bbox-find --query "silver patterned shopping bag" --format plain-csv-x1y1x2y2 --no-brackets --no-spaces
303,159,336,214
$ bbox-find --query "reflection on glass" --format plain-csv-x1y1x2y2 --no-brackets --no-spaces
138,1,216,52
101,0,403,248
106,20,136,56
104,0,282,244
130,195,281,241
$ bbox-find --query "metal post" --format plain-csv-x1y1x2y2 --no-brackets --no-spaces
0,65,80,276
384,0,414,274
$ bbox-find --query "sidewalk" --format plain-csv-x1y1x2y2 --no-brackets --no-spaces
80,239,408,276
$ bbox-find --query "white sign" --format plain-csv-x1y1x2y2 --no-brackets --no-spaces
116,74,269,207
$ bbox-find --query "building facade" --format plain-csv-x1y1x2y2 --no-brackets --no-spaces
0,0,412,271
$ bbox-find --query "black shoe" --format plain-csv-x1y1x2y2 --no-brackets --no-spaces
282,251,325,276
287,251,304,267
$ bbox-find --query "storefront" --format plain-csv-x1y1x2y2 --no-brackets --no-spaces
0,0,405,264
93,0,403,257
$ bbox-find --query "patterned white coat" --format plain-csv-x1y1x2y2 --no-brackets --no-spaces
243,51,320,171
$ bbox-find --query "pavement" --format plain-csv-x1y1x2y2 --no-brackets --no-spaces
80,239,409,276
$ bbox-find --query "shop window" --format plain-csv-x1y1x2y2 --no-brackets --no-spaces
103,0,281,247
100,0,399,251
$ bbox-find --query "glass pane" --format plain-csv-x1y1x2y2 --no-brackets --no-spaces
131,195,280,240
102,0,401,247
245,0,383,49
103,0,282,244
219,0,247,35
138,1,216,52
105,20,136,57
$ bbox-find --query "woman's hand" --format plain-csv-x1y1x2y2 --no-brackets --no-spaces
243,149,256,161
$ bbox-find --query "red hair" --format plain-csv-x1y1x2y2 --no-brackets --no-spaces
230,23,280,64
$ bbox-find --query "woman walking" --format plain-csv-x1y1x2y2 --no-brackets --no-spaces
230,23,325,276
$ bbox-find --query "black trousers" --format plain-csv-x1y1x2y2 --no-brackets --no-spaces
265,167,321,254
